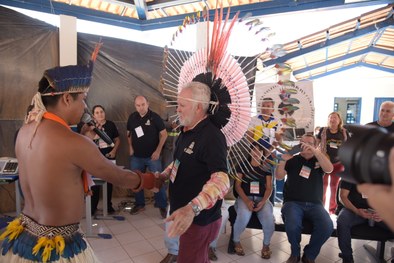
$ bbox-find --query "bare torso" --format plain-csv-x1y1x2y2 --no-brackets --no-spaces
16,119,85,226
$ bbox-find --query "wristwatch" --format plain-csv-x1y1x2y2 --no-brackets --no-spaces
188,201,201,216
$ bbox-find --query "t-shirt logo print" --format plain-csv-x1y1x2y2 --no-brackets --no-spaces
145,119,151,126
184,142,195,154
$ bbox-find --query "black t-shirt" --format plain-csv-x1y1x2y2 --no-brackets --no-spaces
76,120,119,159
169,118,228,226
97,120,119,158
367,121,394,133
236,161,271,197
283,154,324,204
317,127,348,163
338,180,369,209
126,110,165,158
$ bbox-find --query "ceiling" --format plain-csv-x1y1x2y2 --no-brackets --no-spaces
1,0,393,79
0,0,392,31
261,3,394,80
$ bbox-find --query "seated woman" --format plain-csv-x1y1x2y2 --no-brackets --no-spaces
232,142,275,259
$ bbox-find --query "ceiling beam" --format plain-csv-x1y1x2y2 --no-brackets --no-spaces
147,0,200,11
263,19,394,67
101,0,135,9
0,0,392,31
134,0,148,20
293,46,394,75
301,61,394,80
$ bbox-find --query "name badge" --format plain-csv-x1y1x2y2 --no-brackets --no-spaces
170,159,180,183
329,142,338,149
135,126,144,138
299,165,311,179
250,181,260,194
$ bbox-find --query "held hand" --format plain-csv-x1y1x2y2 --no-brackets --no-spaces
357,208,371,219
151,172,166,193
133,170,152,192
300,142,316,153
165,205,194,238
151,150,160,161
106,151,116,159
133,171,164,193
373,213,383,222
246,200,254,212
253,201,265,212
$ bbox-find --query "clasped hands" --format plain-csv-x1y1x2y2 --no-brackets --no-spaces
132,170,165,193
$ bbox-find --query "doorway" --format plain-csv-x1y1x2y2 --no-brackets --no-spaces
333,97,362,124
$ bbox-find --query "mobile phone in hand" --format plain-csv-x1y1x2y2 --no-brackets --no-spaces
288,144,301,155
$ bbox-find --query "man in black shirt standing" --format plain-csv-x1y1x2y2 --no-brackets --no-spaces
127,95,168,218
158,81,230,263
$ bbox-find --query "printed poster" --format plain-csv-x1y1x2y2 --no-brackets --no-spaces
254,81,315,133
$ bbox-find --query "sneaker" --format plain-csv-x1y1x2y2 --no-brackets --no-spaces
159,207,167,219
286,255,300,263
130,205,145,215
159,253,177,263
208,247,218,261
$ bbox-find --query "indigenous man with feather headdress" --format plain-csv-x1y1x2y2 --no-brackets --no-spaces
0,45,157,263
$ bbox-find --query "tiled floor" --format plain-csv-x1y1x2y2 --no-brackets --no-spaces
76,198,393,263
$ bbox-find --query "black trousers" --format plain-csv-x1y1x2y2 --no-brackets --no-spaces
91,182,113,214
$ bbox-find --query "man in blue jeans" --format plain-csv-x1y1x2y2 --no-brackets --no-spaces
276,134,334,263
127,95,168,218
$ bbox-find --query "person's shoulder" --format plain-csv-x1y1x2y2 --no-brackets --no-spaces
46,122,93,147
128,112,142,124
203,119,226,140
339,180,354,190
106,120,116,126
248,115,261,125
206,119,223,132
105,120,119,130
366,121,377,126
388,122,394,132
127,111,138,120
271,115,281,122
149,110,163,120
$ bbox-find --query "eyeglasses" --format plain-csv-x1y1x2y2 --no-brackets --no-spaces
300,141,314,146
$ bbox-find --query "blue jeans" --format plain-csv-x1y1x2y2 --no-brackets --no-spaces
233,196,274,246
337,207,390,261
281,201,333,259
130,156,167,208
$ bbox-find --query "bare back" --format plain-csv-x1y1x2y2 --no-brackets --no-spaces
16,119,87,226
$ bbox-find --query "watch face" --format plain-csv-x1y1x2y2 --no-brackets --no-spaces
190,202,201,216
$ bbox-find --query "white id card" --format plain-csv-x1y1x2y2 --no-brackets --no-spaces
135,126,144,138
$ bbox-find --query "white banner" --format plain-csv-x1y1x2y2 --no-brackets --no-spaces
254,81,315,133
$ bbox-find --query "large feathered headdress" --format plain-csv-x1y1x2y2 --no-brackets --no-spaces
160,2,287,179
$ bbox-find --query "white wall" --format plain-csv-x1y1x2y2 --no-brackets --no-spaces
313,67,394,127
